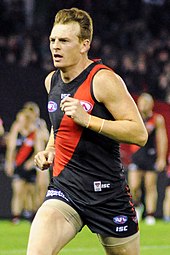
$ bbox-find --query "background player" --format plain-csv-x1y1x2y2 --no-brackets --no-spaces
5,108,42,223
128,93,168,224
23,102,50,209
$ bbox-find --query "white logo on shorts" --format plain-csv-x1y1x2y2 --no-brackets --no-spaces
116,226,128,232
46,190,69,201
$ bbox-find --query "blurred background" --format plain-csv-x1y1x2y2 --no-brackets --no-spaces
0,0,170,128
0,0,170,219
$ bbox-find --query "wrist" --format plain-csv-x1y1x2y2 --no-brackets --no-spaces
86,115,105,134
45,146,55,153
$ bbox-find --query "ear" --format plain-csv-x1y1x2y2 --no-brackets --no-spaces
80,39,91,54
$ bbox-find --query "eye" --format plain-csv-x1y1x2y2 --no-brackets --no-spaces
50,38,55,43
60,38,68,43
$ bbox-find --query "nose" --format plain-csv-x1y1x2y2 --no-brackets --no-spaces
52,39,60,49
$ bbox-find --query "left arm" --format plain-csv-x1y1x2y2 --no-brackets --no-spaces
155,114,168,171
24,129,45,170
61,70,148,146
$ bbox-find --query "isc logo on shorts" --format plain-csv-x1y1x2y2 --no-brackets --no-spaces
94,181,110,192
116,226,128,232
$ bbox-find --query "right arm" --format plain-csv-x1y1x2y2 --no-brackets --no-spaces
34,71,55,170
5,122,18,176
34,127,55,170
0,118,4,137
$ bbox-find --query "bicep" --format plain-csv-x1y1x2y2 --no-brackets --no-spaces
7,125,18,149
94,71,142,122
45,71,55,93
156,115,168,141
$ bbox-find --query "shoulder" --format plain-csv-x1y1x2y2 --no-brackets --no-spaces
45,70,56,93
154,113,166,127
93,69,128,103
7,121,20,142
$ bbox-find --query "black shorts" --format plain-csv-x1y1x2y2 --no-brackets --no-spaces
166,172,170,186
130,149,157,171
44,184,139,238
13,166,36,183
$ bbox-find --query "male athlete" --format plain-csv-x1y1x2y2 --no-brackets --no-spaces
27,8,148,255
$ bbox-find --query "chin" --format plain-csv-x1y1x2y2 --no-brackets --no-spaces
53,62,63,68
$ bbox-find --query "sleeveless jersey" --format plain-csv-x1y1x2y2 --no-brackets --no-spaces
15,131,35,167
48,60,131,207
131,113,158,170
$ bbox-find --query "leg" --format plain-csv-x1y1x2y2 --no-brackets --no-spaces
35,170,50,209
27,199,83,255
128,170,143,206
144,171,157,215
11,178,26,218
23,182,37,221
144,171,157,224
128,169,144,221
163,185,170,221
98,232,140,255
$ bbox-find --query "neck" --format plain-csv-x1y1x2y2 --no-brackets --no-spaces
142,111,153,120
60,58,93,83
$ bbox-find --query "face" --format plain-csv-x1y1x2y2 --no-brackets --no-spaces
137,95,154,115
49,22,89,69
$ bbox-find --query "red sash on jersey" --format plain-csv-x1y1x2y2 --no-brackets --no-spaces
53,63,111,176
15,132,35,167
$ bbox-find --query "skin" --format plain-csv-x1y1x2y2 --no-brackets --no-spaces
5,111,43,217
128,93,168,218
0,118,4,137
28,22,148,255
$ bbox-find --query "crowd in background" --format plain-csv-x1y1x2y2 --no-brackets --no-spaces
0,0,170,103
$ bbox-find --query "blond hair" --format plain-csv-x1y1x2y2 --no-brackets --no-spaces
53,8,93,42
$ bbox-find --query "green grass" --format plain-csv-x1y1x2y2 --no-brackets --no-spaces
0,219,170,255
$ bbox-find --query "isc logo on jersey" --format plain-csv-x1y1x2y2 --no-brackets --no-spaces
94,181,110,192
48,101,57,112
80,100,93,112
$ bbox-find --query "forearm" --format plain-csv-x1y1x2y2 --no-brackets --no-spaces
157,137,168,161
5,147,15,165
45,127,55,152
87,115,148,146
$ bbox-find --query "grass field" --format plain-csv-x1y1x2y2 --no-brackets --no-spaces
0,219,170,255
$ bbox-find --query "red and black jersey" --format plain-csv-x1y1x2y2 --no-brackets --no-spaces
130,113,159,170
15,131,35,167
48,60,131,207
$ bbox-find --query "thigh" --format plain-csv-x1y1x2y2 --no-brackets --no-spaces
128,169,143,189
99,231,140,255
36,169,50,186
144,171,157,189
12,178,26,193
27,199,83,255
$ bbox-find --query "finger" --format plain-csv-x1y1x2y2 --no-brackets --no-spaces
61,96,73,104
34,153,46,168
47,152,55,163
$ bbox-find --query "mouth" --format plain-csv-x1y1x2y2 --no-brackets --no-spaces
53,54,63,61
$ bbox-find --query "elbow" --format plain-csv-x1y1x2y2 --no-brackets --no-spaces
136,129,148,147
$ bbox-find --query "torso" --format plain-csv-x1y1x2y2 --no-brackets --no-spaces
48,61,129,205
131,113,158,170
15,131,35,167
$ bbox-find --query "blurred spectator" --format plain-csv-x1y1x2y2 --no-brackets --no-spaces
119,54,136,93
0,0,169,102
0,116,4,137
